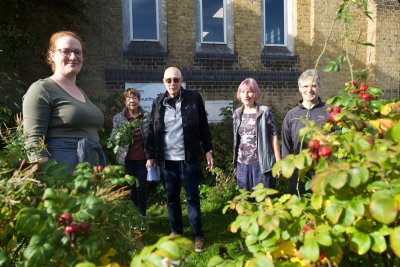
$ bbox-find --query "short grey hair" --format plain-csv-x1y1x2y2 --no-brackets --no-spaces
298,69,320,87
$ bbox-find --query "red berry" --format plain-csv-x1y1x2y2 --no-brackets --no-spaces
379,130,385,137
64,223,78,236
361,121,367,129
332,106,341,113
329,111,339,122
58,213,73,226
301,225,312,235
78,222,91,233
310,152,319,161
359,82,367,92
308,140,320,150
318,146,332,157
361,93,372,101
319,252,326,261
352,80,358,87
96,165,104,173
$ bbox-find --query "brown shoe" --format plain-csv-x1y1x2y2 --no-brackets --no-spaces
194,237,205,253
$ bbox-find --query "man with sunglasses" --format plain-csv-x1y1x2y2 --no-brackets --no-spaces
146,67,213,253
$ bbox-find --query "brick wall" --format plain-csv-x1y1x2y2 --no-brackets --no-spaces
367,0,400,90
76,0,399,119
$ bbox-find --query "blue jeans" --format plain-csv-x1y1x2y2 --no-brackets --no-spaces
125,159,147,216
236,162,276,191
46,137,105,173
162,160,203,237
46,138,80,173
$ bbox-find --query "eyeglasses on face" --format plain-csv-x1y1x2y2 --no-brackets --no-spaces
164,77,181,84
53,49,83,58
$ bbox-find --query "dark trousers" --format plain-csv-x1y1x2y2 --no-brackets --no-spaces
125,159,147,216
162,160,203,237
236,162,276,191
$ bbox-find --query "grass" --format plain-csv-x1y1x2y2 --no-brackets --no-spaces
141,198,242,267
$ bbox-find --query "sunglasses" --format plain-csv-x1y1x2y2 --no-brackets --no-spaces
164,77,181,84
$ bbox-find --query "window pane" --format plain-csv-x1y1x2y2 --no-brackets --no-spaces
132,0,158,40
202,0,225,43
265,0,285,45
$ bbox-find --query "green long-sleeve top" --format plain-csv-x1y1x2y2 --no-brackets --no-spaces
23,78,104,159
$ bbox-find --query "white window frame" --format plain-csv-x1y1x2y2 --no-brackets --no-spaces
200,0,227,44
263,0,289,47
129,0,160,42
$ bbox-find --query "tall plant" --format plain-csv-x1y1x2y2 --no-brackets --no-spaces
209,1,400,266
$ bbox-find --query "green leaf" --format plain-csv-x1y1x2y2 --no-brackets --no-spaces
300,235,319,261
390,227,400,257
325,204,343,224
281,157,295,178
293,155,306,169
207,256,224,266
369,196,398,224
311,174,328,195
0,251,8,265
328,171,348,189
341,208,355,226
366,151,388,164
323,61,338,72
245,235,258,246
316,232,332,246
75,262,97,267
389,121,400,142
370,232,387,253
348,199,365,217
311,194,323,210
157,240,180,259
350,232,371,255
248,221,259,236
15,208,48,237
348,168,361,187
248,255,274,267
24,236,55,267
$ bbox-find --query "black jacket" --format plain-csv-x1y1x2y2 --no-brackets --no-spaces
281,98,329,157
146,88,213,165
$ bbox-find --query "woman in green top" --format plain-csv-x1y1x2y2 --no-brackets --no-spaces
23,31,105,172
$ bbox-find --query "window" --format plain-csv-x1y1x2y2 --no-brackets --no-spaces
200,0,226,44
130,0,159,41
264,0,286,46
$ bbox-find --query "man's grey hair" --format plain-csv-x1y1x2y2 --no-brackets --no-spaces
298,69,320,87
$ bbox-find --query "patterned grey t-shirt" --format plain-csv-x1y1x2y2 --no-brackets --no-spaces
238,113,258,164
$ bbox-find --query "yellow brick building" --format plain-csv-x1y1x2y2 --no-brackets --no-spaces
78,0,399,115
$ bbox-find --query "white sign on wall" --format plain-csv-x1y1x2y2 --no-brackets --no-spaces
125,83,229,123
205,100,233,123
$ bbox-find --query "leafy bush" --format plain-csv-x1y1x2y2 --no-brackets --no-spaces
0,116,146,266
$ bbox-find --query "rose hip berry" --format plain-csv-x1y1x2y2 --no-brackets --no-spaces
361,93,372,101
96,165,104,173
359,82,367,92
318,146,333,157
64,223,78,236
308,140,320,150
78,222,92,233
58,213,73,226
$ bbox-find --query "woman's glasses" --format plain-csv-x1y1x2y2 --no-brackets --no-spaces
53,49,83,58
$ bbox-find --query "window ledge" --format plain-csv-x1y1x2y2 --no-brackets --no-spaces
124,41,168,58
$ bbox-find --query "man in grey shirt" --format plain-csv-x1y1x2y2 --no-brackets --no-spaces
146,67,214,252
